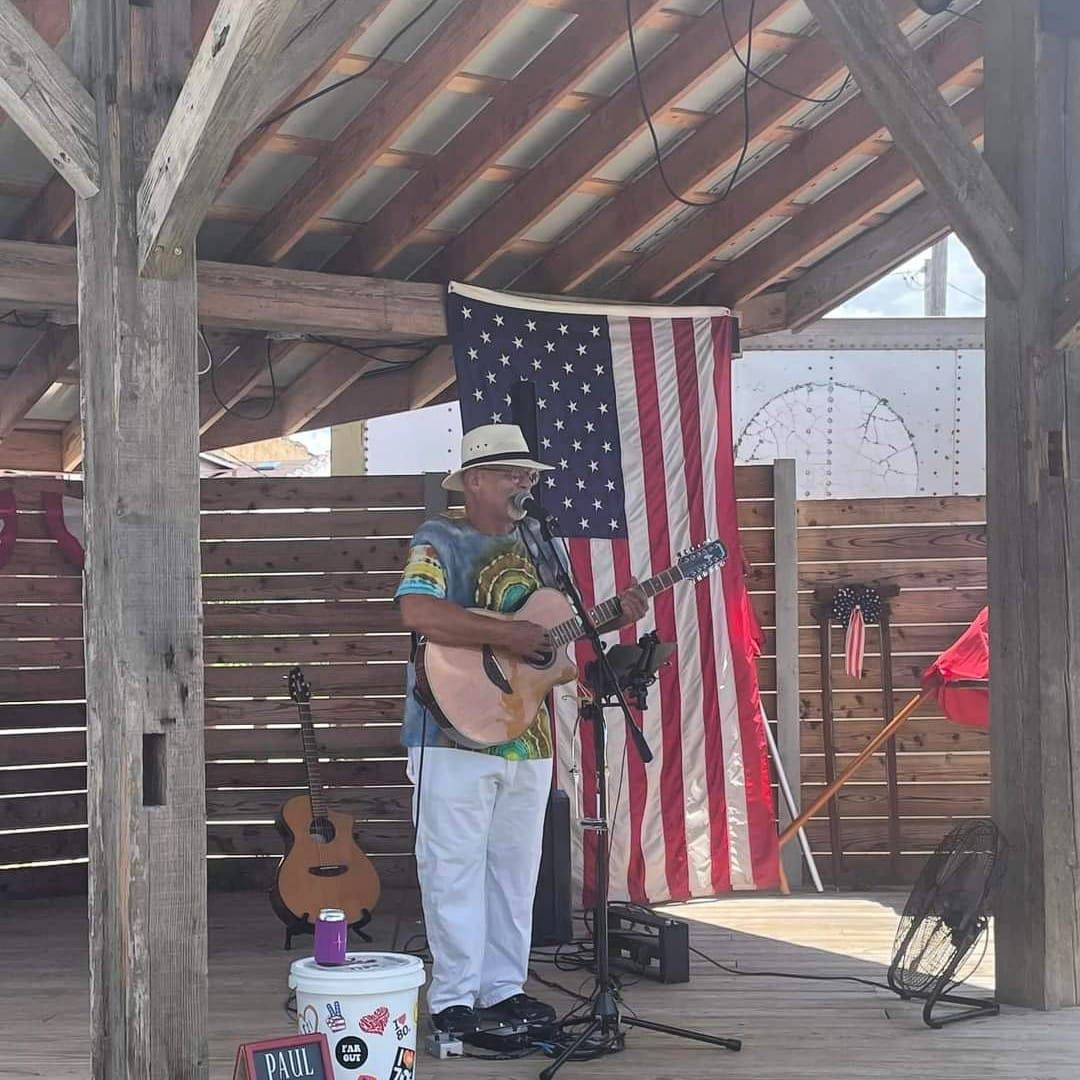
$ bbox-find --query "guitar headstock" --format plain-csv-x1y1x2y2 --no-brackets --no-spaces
287,666,312,704
677,539,728,581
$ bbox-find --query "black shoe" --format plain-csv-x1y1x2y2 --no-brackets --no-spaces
480,993,557,1026
430,1005,479,1036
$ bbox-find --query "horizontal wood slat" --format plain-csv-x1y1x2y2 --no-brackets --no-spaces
800,782,989,819
801,716,989,754
803,816,967,853
798,524,986,562
801,751,990,785
798,496,986,526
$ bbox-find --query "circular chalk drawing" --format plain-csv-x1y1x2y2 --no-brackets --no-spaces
736,381,918,498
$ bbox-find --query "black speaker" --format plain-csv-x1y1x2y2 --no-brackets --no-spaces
531,788,574,947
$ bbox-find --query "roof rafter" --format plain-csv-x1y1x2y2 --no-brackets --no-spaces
0,0,99,196
0,323,77,439
619,14,982,300
519,0,921,295
784,192,950,329
138,0,303,278
691,87,984,307
803,0,1020,296
234,0,528,266
422,0,803,286
325,0,672,277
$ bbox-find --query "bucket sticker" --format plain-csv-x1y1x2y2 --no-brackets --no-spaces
299,1005,318,1034
393,1013,410,1041
334,1034,369,1070
389,1047,415,1080
325,1001,346,1033
358,1006,390,1036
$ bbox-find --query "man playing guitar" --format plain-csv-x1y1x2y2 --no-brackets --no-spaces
395,423,647,1038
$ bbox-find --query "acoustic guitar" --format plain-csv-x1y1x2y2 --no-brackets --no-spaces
415,540,727,749
270,667,381,933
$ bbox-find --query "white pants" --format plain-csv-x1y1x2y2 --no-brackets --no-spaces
407,746,552,1015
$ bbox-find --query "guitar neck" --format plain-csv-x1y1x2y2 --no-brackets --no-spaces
296,703,329,820
548,565,685,648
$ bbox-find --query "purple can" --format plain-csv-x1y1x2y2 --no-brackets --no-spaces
314,908,347,966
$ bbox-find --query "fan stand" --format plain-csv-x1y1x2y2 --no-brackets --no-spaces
887,922,1000,1028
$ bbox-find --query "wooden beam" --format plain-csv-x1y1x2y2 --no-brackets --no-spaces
137,0,302,278
0,0,98,196
325,0,671,276
984,0,1080,1011
0,323,77,439
0,425,61,469
409,344,455,408
423,0,803,285
235,0,525,266
519,0,919,294
618,14,980,300
785,193,951,329
691,88,984,307
0,0,69,129
1053,266,1080,349
13,172,74,241
275,345,372,433
60,414,81,471
75,1,207,1076
220,0,392,190
803,0,1021,296
198,334,272,432
0,238,447,338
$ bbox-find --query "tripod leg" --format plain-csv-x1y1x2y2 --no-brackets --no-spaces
539,1016,604,1080
622,1015,741,1051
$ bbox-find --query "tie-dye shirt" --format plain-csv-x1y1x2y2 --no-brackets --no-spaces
395,512,555,760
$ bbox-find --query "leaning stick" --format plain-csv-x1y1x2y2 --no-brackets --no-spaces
779,686,933,849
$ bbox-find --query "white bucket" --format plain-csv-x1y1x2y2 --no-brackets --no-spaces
289,953,426,1080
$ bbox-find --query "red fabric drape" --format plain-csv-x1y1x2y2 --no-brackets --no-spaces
922,607,989,729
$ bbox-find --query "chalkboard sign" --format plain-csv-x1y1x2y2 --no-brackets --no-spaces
232,1034,333,1080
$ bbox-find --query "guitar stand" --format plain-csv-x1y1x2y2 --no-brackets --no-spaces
281,909,373,951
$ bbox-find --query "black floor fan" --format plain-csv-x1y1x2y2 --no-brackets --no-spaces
888,819,1007,1028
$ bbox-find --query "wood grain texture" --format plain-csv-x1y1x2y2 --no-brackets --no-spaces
804,0,1021,295
74,0,207,1075
138,0,301,278
983,0,1080,1010
0,0,99,196
0,325,77,439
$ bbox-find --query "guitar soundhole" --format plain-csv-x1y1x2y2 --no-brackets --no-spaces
528,646,555,670
310,817,335,844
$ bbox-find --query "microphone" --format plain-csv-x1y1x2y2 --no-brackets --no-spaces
510,491,553,522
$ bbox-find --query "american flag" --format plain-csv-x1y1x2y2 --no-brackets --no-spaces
447,282,778,904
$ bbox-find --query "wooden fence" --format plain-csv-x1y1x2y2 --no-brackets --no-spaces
794,494,988,886
0,471,986,897
0,466,779,899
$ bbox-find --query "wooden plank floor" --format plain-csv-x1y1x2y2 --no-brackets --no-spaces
4,888,1079,1079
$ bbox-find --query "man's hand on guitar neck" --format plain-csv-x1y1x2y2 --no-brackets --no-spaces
596,578,649,633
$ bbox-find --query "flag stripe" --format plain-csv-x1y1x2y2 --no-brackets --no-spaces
609,317,668,903
672,318,731,894
709,316,777,887
628,316,691,901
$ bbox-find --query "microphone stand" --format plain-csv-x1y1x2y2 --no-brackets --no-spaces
528,508,741,1079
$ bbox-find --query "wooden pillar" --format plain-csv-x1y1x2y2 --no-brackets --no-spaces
772,459,802,888
984,0,1080,1009
74,1,207,1076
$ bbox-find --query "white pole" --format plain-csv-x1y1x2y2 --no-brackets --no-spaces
762,706,824,893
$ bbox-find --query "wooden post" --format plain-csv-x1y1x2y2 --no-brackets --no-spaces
74,2,207,1077
815,610,843,888
877,604,902,882
772,459,802,887
984,0,1080,1010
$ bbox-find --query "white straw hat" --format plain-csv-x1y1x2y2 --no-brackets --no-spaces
442,423,553,491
